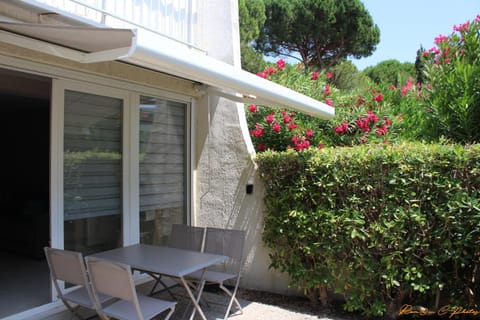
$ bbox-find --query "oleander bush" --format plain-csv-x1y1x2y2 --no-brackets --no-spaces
257,142,480,319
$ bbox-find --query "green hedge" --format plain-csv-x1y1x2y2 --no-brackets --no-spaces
256,142,480,319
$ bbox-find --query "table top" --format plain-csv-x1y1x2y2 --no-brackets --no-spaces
91,244,227,277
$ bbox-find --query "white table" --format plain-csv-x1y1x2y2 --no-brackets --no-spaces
91,244,227,320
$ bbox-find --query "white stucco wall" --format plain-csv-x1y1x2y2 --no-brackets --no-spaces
193,0,294,294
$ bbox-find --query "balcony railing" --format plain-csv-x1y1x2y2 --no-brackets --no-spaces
31,0,200,50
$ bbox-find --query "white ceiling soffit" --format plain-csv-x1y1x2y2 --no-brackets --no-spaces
0,22,334,119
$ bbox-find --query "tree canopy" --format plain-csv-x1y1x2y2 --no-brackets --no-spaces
239,0,266,73
363,59,416,87
254,0,380,69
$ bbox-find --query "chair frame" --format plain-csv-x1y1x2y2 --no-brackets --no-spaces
86,256,176,320
149,224,205,297
190,227,246,320
44,247,100,320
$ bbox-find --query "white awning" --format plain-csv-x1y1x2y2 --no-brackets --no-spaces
0,22,334,119
0,21,137,63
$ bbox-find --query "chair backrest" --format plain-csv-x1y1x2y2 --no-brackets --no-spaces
204,227,246,262
44,247,89,288
169,224,205,251
86,257,137,302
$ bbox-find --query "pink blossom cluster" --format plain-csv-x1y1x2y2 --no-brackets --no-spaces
334,110,392,144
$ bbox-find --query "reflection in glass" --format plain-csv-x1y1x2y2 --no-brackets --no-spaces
139,96,187,245
63,90,122,254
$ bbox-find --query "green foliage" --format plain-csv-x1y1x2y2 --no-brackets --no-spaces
239,0,267,73
327,60,368,91
420,16,480,143
255,0,380,69
363,60,416,87
257,143,480,318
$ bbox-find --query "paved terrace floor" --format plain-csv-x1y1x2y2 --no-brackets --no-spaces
39,282,349,320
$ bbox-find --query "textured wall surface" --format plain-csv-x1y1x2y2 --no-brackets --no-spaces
193,0,292,293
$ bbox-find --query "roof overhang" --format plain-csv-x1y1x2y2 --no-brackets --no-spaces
0,22,334,119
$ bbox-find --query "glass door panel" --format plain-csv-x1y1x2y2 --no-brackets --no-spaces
63,89,123,254
139,96,187,245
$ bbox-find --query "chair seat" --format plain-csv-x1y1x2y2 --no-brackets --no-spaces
63,286,111,308
189,270,236,283
102,294,176,320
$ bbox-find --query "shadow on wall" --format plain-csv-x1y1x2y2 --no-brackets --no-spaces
227,160,295,295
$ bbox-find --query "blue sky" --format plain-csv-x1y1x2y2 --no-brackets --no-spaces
352,1,480,70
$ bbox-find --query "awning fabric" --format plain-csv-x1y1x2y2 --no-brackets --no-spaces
0,22,137,63
0,22,334,119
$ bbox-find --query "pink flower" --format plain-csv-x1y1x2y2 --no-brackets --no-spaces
251,124,264,137
305,129,314,139
454,22,470,33
376,125,388,135
318,144,325,150
265,114,275,124
373,93,384,102
360,135,368,143
292,137,310,151
326,72,333,79
324,84,331,96
385,118,392,126
264,66,276,76
288,122,298,130
334,122,349,134
434,34,448,45
280,109,287,116
256,71,267,79
325,98,334,107
272,122,281,132
248,104,258,113
257,143,267,151
356,117,370,133
367,111,379,124
311,71,319,80
276,59,286,71
283,115,292,124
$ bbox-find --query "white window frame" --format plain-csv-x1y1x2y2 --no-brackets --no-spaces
51,79,133,249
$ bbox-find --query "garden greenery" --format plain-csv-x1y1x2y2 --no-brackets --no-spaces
257,143,480,318
248,13,480,319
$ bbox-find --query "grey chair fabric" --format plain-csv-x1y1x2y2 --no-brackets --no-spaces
188,227,246,320
44,247,111,320
149,224,205,296
86,256,176,320
169,224,205,251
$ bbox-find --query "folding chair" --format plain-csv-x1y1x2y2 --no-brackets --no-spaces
44,247,111,320
86,256,176,320
149,224,205,296
188,227,246,320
